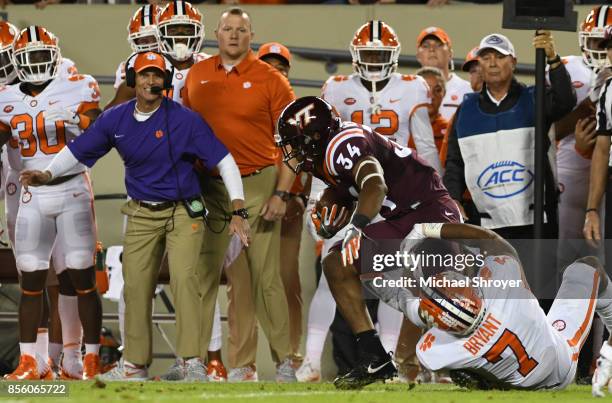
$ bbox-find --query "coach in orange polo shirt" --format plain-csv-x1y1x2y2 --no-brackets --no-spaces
183,7,296,381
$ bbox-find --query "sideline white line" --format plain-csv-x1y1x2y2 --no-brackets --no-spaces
199,390,386,399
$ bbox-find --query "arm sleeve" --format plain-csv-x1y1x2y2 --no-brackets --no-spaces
45,146,80,179
545,62,577,123
217,153,244,201
409,106,443,174
191,113,229,170
67,111,114,167
597,78,612,136
442,112,467,201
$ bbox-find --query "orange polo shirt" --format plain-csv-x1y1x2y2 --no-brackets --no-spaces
184,50,295,175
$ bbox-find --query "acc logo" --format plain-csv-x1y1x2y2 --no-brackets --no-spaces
3,105,13,113
572,81,584,89
552,319,566,331
344,98,356,105
451,94,458,101
477,160,533,199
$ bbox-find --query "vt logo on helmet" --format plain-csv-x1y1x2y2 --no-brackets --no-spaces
276,96,341,174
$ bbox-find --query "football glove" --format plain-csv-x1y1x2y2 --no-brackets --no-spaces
593,343,612,397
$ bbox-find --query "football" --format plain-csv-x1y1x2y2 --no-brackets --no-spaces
312,186,355,239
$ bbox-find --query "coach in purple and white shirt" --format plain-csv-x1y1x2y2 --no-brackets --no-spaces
20,51,249,381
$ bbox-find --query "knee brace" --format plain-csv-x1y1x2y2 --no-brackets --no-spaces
20,270,49,294
57,270,77,296
66,267,97,295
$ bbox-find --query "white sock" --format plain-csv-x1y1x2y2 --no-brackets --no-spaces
35,329,49,363
377,302,402,353
208,301,222,352
19,342,36,357
596,274,612,331
49,342,62,366
85,344,99,355
304,327,327,370
58,294,82,353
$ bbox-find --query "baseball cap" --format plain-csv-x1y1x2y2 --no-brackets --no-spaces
133,52,166,73
461,46,479,72
476,34,515,58
416,26,452,48
258,42,292,66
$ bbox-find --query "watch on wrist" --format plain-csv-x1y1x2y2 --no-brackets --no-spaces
273,190,291,202
233,208,249,219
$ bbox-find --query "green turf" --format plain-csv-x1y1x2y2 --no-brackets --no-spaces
0,382,599,403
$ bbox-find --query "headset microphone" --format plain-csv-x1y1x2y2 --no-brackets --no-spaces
150,86,163,94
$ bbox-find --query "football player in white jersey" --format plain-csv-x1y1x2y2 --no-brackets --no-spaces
0,26,102,381
322,20,441,173
415,26,472,121
106,1,209,109
372,222,612,392
555,7,608,272
0,21,86,379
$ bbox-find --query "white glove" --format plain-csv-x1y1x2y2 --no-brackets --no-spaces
341,224,361,267
593,343,612,397
44,107,80,125
589,68,612,104
173,43,192,62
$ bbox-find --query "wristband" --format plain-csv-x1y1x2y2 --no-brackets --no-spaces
546,55,561,65
422,223,444,239
586,208,598,214
273,190,291,202
350,213,371,230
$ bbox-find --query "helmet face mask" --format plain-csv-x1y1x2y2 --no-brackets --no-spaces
127,4,160,53
13,27,61,85
418,270,486,337
158,1,204,62
579,6,612,69
350,20,401,83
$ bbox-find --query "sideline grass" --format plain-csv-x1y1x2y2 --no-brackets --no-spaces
0,382,597,403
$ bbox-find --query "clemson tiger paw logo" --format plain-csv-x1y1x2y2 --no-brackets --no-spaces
419,333,436,352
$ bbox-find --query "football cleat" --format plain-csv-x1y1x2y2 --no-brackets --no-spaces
228,365,258,383
333,352,397,390
207,359,227,382
4,354,40,381
96,358,148,382
295,358,321,383
82,353,101,380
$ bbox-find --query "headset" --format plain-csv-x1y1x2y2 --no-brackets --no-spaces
124,51,174,90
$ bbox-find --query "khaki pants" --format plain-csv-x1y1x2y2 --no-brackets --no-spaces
121,200,204,365
198,166,290,365
225,205,304,367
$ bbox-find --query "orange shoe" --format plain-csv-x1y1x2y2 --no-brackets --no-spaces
207,359,228,382
4,354,40,380
82,353,101,380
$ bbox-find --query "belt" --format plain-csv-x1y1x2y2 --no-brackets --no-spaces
47,173,79,186
136,200,178,211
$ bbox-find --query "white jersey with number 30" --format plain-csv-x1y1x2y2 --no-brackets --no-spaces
0,73,100,173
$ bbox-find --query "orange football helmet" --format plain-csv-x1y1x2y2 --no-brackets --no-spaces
350,20,401,83
418,270,486,336
157,1,204,62
127,4,160,53
13,26,60,83
0,21,19,85
579,5,612,69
